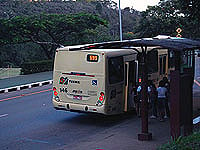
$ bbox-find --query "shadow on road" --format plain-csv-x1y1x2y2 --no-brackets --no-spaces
59,111,137,127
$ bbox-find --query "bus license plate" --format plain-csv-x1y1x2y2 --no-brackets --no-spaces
73,95,82,100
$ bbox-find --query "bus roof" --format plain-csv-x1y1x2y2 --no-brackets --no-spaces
57,47,138,57
57,36,200,52
57,44,162,55
83,48,137,53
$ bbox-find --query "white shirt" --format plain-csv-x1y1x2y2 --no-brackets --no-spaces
137,85,151,92
137,86,142,92
157,87,167,98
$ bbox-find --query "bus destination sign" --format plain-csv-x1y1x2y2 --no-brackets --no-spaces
87,54,99,62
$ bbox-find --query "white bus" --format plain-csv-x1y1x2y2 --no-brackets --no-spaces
52,43,171,115
52,45,138,115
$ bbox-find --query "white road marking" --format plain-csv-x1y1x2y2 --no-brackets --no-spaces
193,116,200,124
21,137,49,144
0,114,8,118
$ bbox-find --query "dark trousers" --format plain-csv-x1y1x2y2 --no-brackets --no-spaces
151,98,157,117
158,98,165,119
165,98,170,117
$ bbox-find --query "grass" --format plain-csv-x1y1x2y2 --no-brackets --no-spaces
0,68,21,79
158,131,200,150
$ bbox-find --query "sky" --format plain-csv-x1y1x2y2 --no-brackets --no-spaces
113,0,160,11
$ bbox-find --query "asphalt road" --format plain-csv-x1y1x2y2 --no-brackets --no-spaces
0,85,134,150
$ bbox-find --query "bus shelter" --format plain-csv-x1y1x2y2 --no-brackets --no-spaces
75,36,200,140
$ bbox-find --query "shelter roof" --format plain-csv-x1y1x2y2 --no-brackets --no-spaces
68,36,200,52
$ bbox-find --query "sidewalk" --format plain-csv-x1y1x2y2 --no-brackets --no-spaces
0,71,53,89
57,114,170,150
57,111,199,150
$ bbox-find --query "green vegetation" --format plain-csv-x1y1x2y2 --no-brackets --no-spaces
0,68,21,79
0,0,139,69
158,131,200,150
1,13,107,59
134,0,200,38
21,60,53,75
0,0,199,73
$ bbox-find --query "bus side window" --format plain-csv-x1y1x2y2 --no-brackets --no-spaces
159,56,163,75
147,50,158,73
168,50,175,68
159,55,167,75
108,56,124,84
129,61,137,86
163,55,166,74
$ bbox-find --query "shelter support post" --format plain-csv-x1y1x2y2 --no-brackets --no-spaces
138,52,152,141
170,71,181,139
174,51,181,71
170,68,193,140
181,68,193,136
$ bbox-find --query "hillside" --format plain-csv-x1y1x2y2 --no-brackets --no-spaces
0,1,141,35
0,0,141,67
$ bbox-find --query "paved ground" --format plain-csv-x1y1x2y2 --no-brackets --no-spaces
0,71,53,89
0,84,199,150
0,56,199,150
0,85,170,150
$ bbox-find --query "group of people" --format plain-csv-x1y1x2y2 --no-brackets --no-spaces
133,77,170,122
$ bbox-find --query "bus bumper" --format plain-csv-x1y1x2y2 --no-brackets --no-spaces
52,99,106,114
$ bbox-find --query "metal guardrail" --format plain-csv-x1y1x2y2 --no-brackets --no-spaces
0,80,53,94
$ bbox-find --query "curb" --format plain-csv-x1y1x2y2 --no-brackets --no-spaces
0,80,53,94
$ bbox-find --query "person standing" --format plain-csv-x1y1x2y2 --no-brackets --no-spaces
128,83,135,111
136,83,151,117
135,84,142,117
157,80,167,122
149,83,158,118
162,77,170,118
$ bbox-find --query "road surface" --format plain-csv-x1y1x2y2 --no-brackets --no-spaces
0,57,199,150
0,85,137,150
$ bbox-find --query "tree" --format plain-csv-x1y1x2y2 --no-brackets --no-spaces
175,0,200,19
175,0,200,38
134,1,179,38
0,0,141,68
134,0,200,39
0,19,13,46
2,13,107,59
81,24,115,43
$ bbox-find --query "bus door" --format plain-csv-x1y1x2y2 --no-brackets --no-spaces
124,61,137,112
107,56,124,114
